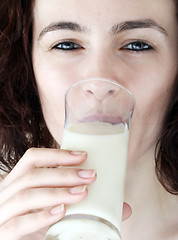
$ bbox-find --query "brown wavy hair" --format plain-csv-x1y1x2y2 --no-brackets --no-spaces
0,0,177,195
0,0,54,171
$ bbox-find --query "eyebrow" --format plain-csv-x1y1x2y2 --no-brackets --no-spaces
111,19,168,36
39,21,88,40
38,19,168,40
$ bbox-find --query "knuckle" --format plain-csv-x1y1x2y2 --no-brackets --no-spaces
22,147,39,168
15,188,29,203
0,218,21,239
24,147,37,159
59,167,74,178
21,168,36,185
8,218,19,234
52,187,61,197
48,188,65,202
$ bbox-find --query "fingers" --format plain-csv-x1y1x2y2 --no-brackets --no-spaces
122,202,132,221
20,167,96,188
0,185,88,225
0,148,96,239
0,204,66,240
0,167,96,206
2,149,87,187
23,148,87,168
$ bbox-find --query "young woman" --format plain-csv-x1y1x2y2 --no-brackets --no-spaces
0,0,177,239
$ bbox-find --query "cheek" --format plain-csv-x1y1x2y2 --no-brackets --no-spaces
33,57,80,143
131,71,173,132
126,51,177,126
127,59,177,161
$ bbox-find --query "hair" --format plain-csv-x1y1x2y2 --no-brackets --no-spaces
155,80,178,195
0,0,177,195
0,0,54,171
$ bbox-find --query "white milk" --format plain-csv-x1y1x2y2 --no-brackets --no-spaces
46,217,121,239
46,122,129,240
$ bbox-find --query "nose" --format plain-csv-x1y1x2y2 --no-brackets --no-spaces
83,78,119,100
81,46,120,79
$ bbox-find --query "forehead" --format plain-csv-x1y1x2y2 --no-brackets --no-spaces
33,0,176,33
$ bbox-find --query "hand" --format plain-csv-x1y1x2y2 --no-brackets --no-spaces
0,148,96,240
0,148,132,240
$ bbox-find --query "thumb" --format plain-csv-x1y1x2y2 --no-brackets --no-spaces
122,202,132,221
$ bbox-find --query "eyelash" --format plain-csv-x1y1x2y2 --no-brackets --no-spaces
52,40,153,52
52,41,82,51
122,41,153,52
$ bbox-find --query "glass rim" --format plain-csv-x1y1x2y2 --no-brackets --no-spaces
65,77,136,111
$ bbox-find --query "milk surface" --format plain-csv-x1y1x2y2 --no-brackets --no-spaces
46,121,128,239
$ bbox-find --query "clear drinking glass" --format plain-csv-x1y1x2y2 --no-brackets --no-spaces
46,78,135,240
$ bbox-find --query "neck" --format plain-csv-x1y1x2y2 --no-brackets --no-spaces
122,146,178,240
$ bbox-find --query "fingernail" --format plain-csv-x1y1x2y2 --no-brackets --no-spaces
50,204,64,215
78,169,96,178
68,185,86,194
70,151,87,156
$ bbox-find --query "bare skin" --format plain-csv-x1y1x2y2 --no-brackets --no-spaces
0,148,131,240
0,0,177,239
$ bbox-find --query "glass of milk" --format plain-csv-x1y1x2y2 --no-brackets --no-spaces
46,78,135,240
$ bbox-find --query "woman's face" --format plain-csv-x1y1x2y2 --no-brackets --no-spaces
32,0,177,162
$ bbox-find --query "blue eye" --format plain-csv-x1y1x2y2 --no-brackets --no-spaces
123,41,153,52
53,41,82,51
